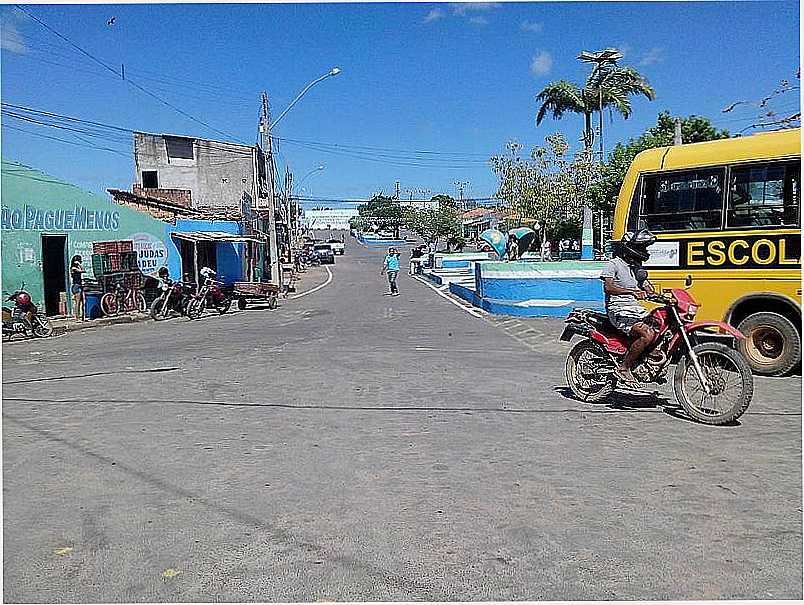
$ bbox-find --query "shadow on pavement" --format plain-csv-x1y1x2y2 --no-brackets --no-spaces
553,386,743,427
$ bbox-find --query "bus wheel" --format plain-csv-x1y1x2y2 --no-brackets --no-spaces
737,312,801,376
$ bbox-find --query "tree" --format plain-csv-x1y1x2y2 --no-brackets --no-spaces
589,111,730,212
405,204,461,252
489,133,600,242
536,62,656,150
357,195,405,238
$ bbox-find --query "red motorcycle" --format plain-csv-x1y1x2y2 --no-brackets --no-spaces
2,284,53,340
560,278,754,425
150,277,193,321
186,267,232,319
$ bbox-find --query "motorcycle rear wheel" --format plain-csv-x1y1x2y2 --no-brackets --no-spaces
565,340,616,402
32,316,53,338
673,342,754,425
215,298,232,314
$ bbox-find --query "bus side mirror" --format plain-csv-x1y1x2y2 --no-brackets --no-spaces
685,274,693,289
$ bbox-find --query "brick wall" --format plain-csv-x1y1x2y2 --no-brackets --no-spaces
133,184,192,208
111,196,178,223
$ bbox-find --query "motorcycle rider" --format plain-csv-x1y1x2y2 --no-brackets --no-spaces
600,229,657,386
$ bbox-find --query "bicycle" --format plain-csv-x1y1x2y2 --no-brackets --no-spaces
100,283,146,316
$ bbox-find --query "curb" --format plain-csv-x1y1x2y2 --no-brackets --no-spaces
52,313,153,333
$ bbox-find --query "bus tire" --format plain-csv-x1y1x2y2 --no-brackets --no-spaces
737,312,801,376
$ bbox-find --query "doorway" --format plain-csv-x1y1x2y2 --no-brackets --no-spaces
41,235,67,316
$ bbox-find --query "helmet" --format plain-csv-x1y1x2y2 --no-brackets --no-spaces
619,229,656,262
15,291,31,306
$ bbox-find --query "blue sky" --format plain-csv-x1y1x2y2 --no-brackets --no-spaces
1,1,800,204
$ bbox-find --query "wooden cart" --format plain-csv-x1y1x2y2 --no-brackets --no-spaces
232,281,280,310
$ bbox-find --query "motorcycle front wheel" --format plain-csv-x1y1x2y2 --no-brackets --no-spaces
565,340,616,402
150,298,169,321
32,316,53,338
673,342,754,425
186,298,205,320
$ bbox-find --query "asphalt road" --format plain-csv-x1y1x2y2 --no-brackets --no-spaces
2,236,802,602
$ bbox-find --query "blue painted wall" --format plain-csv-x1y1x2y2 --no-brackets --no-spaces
480,276,603,302
170,219,245,284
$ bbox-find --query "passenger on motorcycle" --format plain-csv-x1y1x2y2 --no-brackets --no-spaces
600,229,657,386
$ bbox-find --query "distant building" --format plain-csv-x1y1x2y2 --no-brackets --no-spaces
461,208,502,240
107,132,275,287
399,199,439,210
303,208,358,230
132,132,267,212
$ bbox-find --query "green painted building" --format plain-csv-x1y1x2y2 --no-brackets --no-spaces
1,160,180,316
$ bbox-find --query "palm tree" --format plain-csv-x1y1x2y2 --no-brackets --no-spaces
536,64,656,151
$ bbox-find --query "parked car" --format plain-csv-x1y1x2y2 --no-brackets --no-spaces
313,243,336,264
328,239,345,255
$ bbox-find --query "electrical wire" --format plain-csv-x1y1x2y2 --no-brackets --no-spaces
1,123,130,157
14,5,244,144
272,134,492,159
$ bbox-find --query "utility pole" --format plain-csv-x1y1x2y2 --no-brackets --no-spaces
673,118,683,145
286,168,294,249
454,180,469,210
260,91,280,287
394,180,400,200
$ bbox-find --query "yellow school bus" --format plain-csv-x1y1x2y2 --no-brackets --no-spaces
613,128,801,376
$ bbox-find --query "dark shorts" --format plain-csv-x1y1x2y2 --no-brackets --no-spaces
71,284,83,294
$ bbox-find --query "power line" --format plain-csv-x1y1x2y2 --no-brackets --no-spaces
1,103,259,157
14,5,244,143
1,124,130,157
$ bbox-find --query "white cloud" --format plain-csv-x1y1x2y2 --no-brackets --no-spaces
520,20,543,33
422,8,445,24
453,2,500,16
617,43,633,59
1,11,28,54
530,51,552,77
639,47,663,66
469,16,489,25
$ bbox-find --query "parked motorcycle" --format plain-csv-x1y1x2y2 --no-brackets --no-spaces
2,284,53,339
150,277,193,321
560,275,754,425
186,267,232,319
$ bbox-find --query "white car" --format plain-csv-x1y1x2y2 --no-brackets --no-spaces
327,239,345,255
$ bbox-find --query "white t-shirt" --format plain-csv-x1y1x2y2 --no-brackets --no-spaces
600,257,647,317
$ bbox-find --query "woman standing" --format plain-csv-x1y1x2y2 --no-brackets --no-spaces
70,255,86,320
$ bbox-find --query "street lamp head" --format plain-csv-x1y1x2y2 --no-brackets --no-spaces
329,67,342,77
317,165,325,171
577,48,624,64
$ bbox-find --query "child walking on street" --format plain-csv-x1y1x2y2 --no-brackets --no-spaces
381,247,401,296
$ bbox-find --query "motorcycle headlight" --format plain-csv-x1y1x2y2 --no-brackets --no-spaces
686,305,699,319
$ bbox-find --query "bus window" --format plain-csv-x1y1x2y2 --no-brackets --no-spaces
625,178,641,232
640,168,725,231
727,161,800,228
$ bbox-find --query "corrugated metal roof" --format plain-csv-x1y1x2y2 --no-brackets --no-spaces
171,231,263,243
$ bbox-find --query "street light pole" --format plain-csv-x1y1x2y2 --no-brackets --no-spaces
271,68,341,130
577,48,623,259
260,68,341,285
293,165,324,242
260,92,280,287
454,180,469,210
